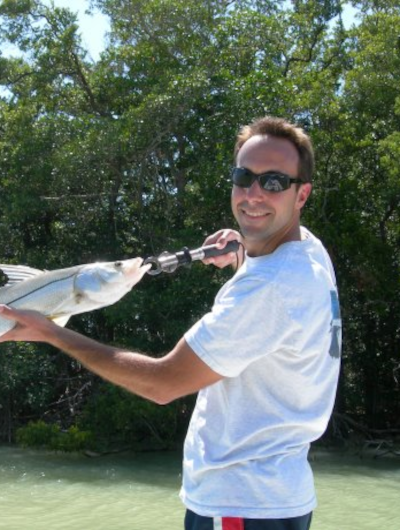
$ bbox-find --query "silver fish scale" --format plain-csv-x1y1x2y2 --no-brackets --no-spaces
0,274,76,313
0,258,148,337
0,272,78,336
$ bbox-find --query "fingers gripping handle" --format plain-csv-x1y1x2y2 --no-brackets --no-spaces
196,240,240,260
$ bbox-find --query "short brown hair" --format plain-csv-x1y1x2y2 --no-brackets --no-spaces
234,116,315,183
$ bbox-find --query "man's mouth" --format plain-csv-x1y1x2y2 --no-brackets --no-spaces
241,209,270,219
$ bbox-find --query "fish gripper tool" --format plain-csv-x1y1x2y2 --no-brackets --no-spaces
144,240,240,276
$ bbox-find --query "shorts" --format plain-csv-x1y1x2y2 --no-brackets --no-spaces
184,510,313,530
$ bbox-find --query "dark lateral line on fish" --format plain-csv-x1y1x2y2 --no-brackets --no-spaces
5,272,77,306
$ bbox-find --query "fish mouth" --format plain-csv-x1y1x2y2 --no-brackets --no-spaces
123,259,151,284
122,257,145,272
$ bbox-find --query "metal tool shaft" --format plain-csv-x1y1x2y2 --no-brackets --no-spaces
145,240,240,275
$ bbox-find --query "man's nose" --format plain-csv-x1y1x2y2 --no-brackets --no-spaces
245,179,265,198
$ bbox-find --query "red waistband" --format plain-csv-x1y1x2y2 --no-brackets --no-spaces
221,517,244,530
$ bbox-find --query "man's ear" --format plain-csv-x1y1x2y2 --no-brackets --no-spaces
296,183,312,210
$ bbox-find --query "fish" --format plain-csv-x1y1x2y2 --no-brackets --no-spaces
0,258,151,337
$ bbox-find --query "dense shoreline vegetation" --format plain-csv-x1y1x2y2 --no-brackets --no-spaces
0,0,399,452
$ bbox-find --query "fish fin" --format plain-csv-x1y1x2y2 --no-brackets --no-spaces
49,315,71,328
0,264,45,287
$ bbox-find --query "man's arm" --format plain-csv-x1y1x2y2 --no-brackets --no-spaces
0,305,223,405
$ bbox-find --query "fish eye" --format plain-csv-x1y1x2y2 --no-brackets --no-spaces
114,261,123,268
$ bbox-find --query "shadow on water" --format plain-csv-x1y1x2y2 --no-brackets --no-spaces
0,446,183,488
310,447,400,475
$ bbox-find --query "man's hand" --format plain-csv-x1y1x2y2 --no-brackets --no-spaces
0,305,58,343
202,229,244,269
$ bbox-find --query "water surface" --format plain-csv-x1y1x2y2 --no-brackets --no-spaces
0,447,399,529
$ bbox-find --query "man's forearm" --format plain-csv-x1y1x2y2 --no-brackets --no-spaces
46,325,174,404
0,305,222,403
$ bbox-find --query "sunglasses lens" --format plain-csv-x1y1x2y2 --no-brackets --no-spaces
259,174,289,192
231,168,253,187
231,168,293,192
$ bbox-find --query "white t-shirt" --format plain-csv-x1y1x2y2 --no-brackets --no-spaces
181,227,341,519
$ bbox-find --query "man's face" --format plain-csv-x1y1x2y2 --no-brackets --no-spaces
231,135,312,256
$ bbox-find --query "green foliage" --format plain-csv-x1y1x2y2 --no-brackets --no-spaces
0,0,399,444
0,343,59,442
77,383,191,452
16,420,93,452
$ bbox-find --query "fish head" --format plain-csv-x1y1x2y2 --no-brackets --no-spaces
74,257,151,306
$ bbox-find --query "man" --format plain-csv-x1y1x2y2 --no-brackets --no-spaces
0,116,341,530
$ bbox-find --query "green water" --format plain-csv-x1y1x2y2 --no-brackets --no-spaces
0,447,399,529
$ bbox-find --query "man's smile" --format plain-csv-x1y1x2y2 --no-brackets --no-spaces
240,207,271,219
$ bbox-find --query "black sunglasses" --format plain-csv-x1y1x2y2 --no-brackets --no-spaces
231,167,303,192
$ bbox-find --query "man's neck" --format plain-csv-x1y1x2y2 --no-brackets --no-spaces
245,222,302,257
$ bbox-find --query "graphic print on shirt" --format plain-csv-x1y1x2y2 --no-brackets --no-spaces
329,290,342,359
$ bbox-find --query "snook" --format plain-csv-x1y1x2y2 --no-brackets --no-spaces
0,258,150,337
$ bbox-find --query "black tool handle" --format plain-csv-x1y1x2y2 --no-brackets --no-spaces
200,239,240,259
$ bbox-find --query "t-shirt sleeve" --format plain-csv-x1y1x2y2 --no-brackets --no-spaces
184,277,300,378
